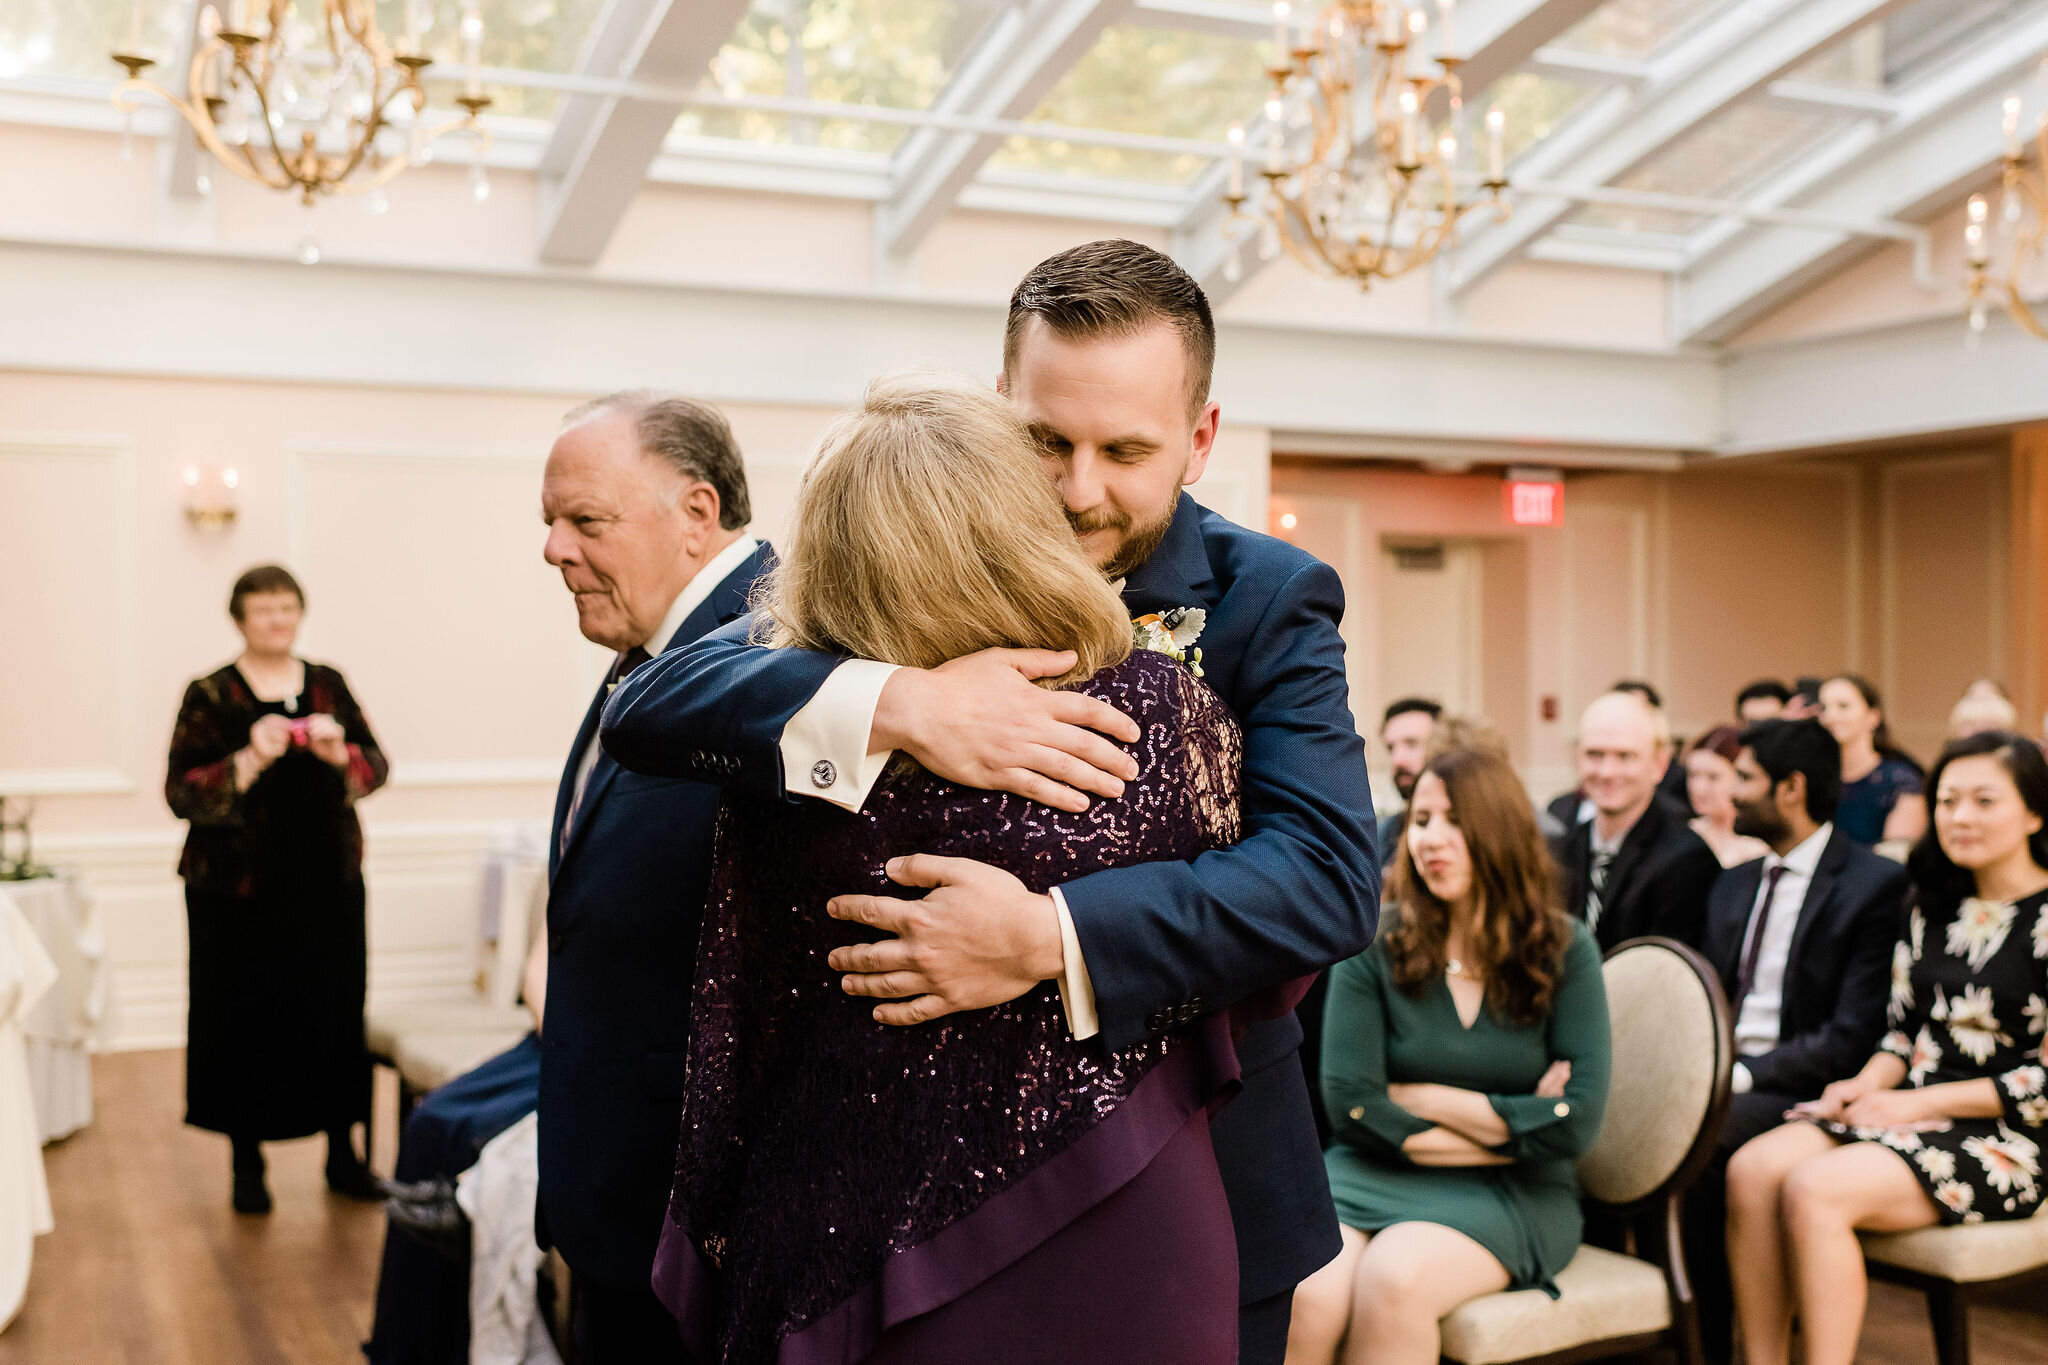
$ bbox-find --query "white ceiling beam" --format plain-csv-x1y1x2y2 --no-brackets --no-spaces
1672,8,2048,343
536,0,666,182
874,0,1127,264
1173,0,1605,306
536,0,750,265
1525,46,1650,85
1447,0,1908,296
1761,78,1899,117
1127,0,1265,40
0,235,1722,451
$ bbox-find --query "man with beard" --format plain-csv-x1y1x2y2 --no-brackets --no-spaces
1686,717,1908,1361
603,240,1380,1362
1376,697,1441,865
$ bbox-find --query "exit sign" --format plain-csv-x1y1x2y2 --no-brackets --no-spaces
1502,466,1565,527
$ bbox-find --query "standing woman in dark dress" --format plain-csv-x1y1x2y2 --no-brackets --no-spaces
165,565,389,1213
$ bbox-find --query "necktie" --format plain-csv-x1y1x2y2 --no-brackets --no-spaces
607,645,653,691
1734,864,1789,1010
565,645,656,855
1585,848,1615,932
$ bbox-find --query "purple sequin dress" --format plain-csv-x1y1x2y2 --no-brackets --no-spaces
653,650,1252,1364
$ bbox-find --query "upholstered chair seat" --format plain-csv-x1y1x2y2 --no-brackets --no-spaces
1862,1209,2048,1283
393,1027,531,1096
367,1003,532,1060
1439,1246,1672,1365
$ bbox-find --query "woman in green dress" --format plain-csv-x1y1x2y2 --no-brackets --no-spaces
1288,746,1612,1365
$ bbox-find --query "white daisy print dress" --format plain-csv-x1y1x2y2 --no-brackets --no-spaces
1815,891,2048,1224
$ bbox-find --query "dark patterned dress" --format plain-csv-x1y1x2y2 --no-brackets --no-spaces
165,662,387,1139
654,650,1262,1365
1816,889,2048,1223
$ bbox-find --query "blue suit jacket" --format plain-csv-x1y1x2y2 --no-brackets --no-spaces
601,496,1380,1301
535,541,776,1291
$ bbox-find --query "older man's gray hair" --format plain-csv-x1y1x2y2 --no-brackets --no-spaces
563,390,752,530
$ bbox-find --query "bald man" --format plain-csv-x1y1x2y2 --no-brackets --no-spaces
1548,691,1719,951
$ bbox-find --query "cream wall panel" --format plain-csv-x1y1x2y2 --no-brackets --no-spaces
1661,463,1859,738
1879,452,2008,761
0,436,135,792
285,444,599,775
1560,503,1649,721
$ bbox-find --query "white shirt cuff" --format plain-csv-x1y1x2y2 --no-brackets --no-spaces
779,659,900,812
1049,886,1100,1042
1731,1062,1753,1095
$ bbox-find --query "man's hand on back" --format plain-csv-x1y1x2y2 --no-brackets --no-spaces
871,648,1139,813
827,855,1067,1026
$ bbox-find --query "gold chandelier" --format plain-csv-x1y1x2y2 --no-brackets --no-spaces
1965,91,2048,341
1221,0,1508,289
111,1,494,258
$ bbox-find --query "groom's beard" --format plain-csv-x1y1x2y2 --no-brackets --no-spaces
1073,499,1177,583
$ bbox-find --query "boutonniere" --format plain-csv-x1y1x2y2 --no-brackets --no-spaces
1132,606,1206,677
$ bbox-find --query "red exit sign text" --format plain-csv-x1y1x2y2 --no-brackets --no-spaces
1503,480,1563,527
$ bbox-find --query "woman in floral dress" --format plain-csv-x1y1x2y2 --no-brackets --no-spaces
1724,730,2048,1365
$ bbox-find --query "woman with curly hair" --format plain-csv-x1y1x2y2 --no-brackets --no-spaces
1725,731,2048,1365
1287,747,1611,1365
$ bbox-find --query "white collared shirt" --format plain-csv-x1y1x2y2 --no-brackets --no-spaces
566,536,760,826
1733,822,1833,1062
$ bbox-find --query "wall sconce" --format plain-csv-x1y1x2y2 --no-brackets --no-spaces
182,465,239,528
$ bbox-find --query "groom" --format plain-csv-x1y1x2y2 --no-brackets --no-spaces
602,239,1380,1360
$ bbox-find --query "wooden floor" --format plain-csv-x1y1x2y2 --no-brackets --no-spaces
4,1050,2045,1364
2,1049,388,1365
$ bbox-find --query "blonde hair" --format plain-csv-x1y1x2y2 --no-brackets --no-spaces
762,372,1132,687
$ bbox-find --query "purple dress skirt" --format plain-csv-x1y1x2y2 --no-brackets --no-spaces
652,650,1277,1365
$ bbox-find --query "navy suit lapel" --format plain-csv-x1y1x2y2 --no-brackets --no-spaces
1120,493,1217,617
1712,860,1765,994
549,687,605,885
1783,831,1848,998
553,541,775,883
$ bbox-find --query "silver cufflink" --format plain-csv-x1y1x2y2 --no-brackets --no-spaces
810,760,837,789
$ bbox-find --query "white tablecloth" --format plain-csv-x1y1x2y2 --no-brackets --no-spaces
6,876,102,1144
0,888,57,1334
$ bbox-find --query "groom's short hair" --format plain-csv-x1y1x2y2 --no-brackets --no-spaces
1003,239,1216,423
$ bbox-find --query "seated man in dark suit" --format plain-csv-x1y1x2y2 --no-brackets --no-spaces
603,241,1381,1363
1685,717,1908,1361
364,934,547,1364
534,392,778,1363
1549,690,1719,951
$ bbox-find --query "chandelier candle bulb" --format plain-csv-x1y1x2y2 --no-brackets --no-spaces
1485,107,1505,182
1381,4,1405,47
462,7,485,97
404,0,421,52
126,0,146,53
1273,2,1290,61
2006,94,2024,159
1227,123,1245,197
1398,88,1419,166
1437,0,1456,57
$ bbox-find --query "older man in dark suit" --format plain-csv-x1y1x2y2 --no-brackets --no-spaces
604,240,1380,1363
534,392,775,1363
1685,718,1908,1360
1550,690,1720,951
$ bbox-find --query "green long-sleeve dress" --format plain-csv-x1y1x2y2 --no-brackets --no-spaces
1322,920,1611,1297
